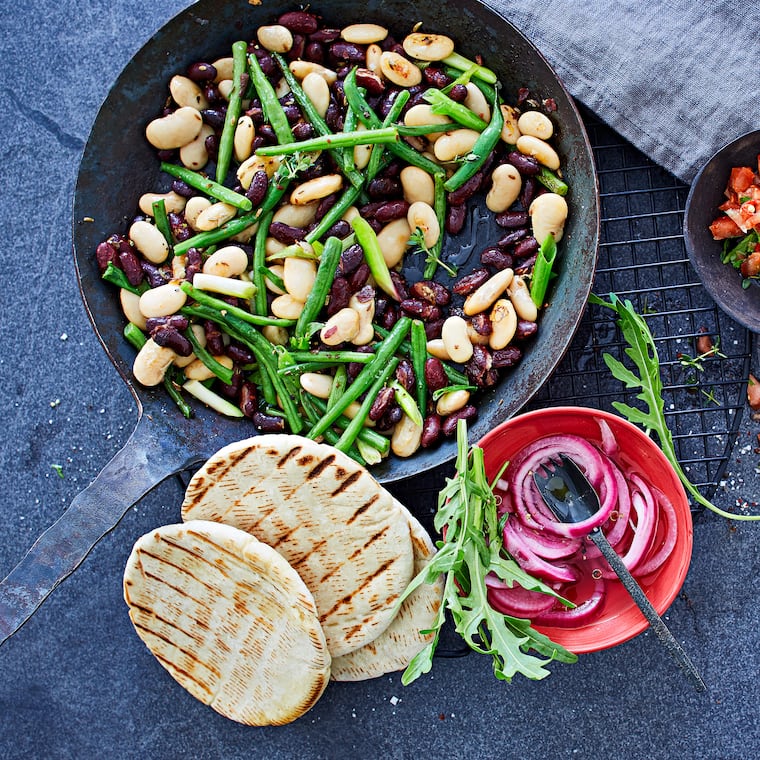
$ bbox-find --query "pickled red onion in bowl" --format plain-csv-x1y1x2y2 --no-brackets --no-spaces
478,407,693,654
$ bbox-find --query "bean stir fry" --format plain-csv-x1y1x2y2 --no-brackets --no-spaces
95,9,570,466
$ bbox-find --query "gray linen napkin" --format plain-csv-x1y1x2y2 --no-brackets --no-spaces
490,0,759,183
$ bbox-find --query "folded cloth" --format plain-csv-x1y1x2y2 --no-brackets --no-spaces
490,0,759,183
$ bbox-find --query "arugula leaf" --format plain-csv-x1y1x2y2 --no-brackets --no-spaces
589,292,760,521
399,419,577,686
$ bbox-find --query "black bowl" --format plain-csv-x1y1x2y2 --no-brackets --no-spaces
683,129,760,333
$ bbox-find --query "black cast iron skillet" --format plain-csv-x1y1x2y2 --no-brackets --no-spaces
0,0,599,646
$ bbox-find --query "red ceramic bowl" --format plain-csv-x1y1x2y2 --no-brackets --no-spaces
478,406,693,654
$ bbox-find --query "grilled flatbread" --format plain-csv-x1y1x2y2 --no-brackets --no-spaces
181,435,415,657
331,508,443,681
123,520,330,726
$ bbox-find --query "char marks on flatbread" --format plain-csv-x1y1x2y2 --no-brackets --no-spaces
123,520,330,726
181,435,415,657
330,506,444,681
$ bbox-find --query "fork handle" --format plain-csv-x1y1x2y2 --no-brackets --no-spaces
589,529,706,693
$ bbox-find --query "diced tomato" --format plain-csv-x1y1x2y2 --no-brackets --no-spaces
709,215,743,239
718,199,739,212
740,250,760,278
729,166,755,194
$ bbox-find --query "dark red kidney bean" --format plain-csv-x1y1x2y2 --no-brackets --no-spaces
492,346,523,368
327,276,351,316
424,357,448,392
422,66,452,89
470,312,493,337
513,237,539,259
281,103,302,124
367,177,402,199
375,199,410,224
355,68,386,96
185,248,202,282
95,241,118,272
366,217,382,234
287,34,306,61
520,177,538,209
515,320,538,341
309,27,341,43
204,320,225,356
246,102,264,125
453,267,490,295
378,87,402,118
390,271,409,301
291,121,315,140
448,84,468,102
218,368,243,400
203,81,222,103
507,150,540,176
442,405,477,436
278,10,319,34
204,133,219,160
378,303,399,330
269,221,306,244
369,386,395,421
424,319,444,340
421,414,442,448
168,212,192,242
227,342,255,364
339,244,364,275
497,228,528,248
187,61,217,82
380,159,404,178
170,179,197,198
155,148,176,161
251,47,276,75
118,242,144,286
410,280,451,306
400,299,441,321
376,405,403,432
325,100,344,131
146,315,189,333
257,123,277,143
240,382,258,418
329,41,366,63
495,210,529,228
481,247,514,270
253,411,286,433
445,204,467,235
447,171,482,205
396,359,416,392
348,262,370,291
303,41,324,63
358,200,384,219
465,345,493,388
201,108,226,130
245,170,269,207
515,254,538,275
315,192,338,220
324,219,352,239
152,326,193,357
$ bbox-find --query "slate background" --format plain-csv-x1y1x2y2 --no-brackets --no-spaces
1,2,759,758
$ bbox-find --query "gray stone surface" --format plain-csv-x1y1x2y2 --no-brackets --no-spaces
1,2,759,758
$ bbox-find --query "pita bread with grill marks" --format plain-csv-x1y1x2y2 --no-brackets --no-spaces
181,435,415,658
330,508,444,681
123,520,330,726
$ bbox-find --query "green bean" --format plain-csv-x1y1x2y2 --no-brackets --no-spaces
179,282,295,327
443,84,503,192
288,350,373,364
123,322,147,351
536,166,569,196
442,52,498,84
247,52,293,145
422,88,488,131
352,215,400,300
305,185,362,244
293,236,342,348
422,173,448,278
366,90,409,182
252,209,273,315
530,233,558,307
308,396,390,455
102,262,148,295
305,316,411,440
299,392,367,465
160,162,252,211
258,265,286,293
410,319,428,416
151,199,174,254
326,364,347,413
184,325,234,385
390,379,423,427
215,40,248,183
256,126,401,156
334,357,399,453
164,366,194,419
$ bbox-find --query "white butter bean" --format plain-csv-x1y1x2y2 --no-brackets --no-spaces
500,104,522,145
486,163,522,213
203,246,249,278
299,372,333,398
283,256,318,302
507,274,538,321
262,325,289,345
516,134,560,170
129,220,169,264
400,166,435,205
425,339,451,360
353,123,373,170
365,43,383,73
120,288,146,330
376,217,412,267
270,294,306,319
195,202,237,231
288,60,338,84
402,32,455,61
348,291,375,346
320,308,361,346
233,115,255,163
441,315,474,363
290,174,343,205
436,389,471,416
212,57,234,82
529,192,568,244
180,123,214,170
341,23,388,44
133,339,176,386
464,82,490,121
379,51,422,87
407,201,440,248
184,354,234,382
237,154,281,189
464,268,514,315
145,106,203,150
173,324,205,368
217,79,234,101
263,264,286,295
138,191,186,217
257,24,293,53
302,72,331,118
517,110,554,140
489,298,518,350
391,413,423,458
273,201,319,228
433,129,480,162
184,196,212,230
404,104,451,142
139,283,187,319
169,75,208,110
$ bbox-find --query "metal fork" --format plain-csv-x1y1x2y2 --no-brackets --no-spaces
533,454,706,693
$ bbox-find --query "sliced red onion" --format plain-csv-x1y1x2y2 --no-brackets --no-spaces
633,484,678,577
503,519,579,583
507,515,581,560
533,571,606,627
486,576,558,618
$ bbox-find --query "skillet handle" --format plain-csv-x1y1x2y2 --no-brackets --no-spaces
0,413,200,647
